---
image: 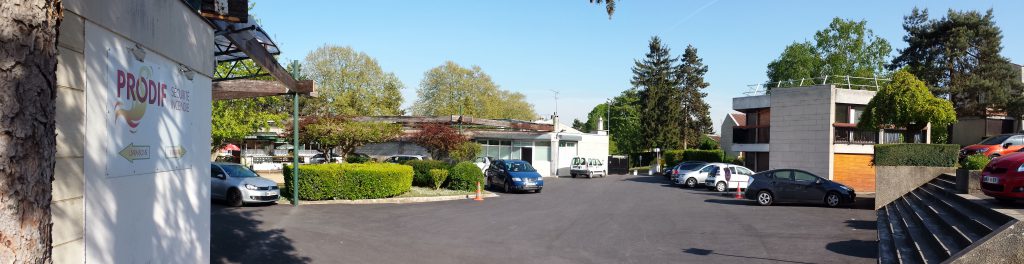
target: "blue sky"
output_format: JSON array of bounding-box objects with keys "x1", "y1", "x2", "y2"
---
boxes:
[{"x1": 252, "y1": 0, "x2": 1024, "y2": 134}]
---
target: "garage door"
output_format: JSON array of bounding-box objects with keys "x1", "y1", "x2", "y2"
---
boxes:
[
  {"x1": 557, "y1": 141, "x2": 577, "y2": 176},
  {"x1": 833, "y1": 154, "x2": 874, "y2": 192}
]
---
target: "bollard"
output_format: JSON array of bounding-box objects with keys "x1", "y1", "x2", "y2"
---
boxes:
[{"x1": 474, "y1": 181, "x2": 484, "y2": 201}]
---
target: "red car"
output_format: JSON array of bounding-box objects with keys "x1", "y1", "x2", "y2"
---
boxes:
[
  {"x1": 980, "y1": 150, "x2": 1024, "y2": 203},
  {"x1": 960, "y1": 134, "x2": 1024, "y2": 159}
]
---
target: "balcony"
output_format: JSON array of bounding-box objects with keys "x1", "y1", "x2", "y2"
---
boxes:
[
  {"x1": 733, "y1": 127, "x2": 769, "y2": 144},
  {"x1": 834, "y1": 126, "x2": 878, "y2": 144}
]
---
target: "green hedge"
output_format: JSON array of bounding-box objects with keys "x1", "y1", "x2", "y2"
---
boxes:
[
  {"x1": 428, "y1": 169, "x2": 448, "y2": 189},
  {"x1": 284, "y1": 163, "x2": 413, "y2": 200},
  {"x1": 873, "y1": 144, "x2": 959, "y2": 167},
  {"x1": 682, "y1": 149, "x2": 725, "y2": 163},
  {"x1": 664, "y1": 150, "x2": 685, "y2": 167},
  {"x1": 960, "y1": 154, "x2": 991, "y2": 170},
  {"x1": 446, "y1": 162, "x2": 484, "y2": 191},
  {"x1": 405, "y1": 160, "x2": 451, "y2": 187}
]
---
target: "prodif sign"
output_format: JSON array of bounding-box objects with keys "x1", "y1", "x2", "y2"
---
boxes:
[{"x1": 98, "y1": 32, "x2": 194, "y2": 178}]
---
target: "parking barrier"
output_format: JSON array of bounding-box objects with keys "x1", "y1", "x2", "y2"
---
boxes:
[{"x1": 474, "y1": 181, "x2": 484, "y2": 201}]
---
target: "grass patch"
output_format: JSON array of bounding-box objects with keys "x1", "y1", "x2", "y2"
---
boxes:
[
  {"x1": 397, "y1": 187, "x2": 476, "y2": 198},
  {"x1": 629, "y1": 166, "x2": 650, "y2": 171}
]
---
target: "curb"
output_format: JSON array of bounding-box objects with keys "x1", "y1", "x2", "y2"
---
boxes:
[{"x1": 293, "y1": 192, "x2": 500, "y2": 205}]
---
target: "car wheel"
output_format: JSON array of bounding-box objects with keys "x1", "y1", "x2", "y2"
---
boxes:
[
  {"x1": 603, "y1": 171, "x2": 607, "y2": 177},
  {"x1": 588, "y1": 174, "x2": 593, "y2": 179},
  {"x1": 825, "y1": 192, "x2": 841, "y2": 207},
  {"x1": 756, "y1": 190, "x2": 773, "y2": 206},
  {"x1": 504, "y1": 180, "x2": 511, "y2": 193},
  {"x1": 715, "y1": 182, "x2": 727, "y2": 192},
  {"x1": 536, "y1": 188, "x2": 542, "y2": 193},
  {"x1": 227, "y1": 189, "x2": 243, "y2": 207},
  {"x1": 686, "y1": 178, "x2": 697, "y2": 188},
  {"x1": 572, "y1": 173, "x2": 577, "y2": 178}
]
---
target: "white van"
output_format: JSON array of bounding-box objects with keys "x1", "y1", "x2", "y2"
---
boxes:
[{"x1": 570, "y1": 157, "x2": 607, "y2": 178}]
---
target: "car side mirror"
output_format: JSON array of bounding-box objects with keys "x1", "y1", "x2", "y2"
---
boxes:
[
  {"x1": 815, "y1": 179, "x2": 823, "y2": 184},
  {"x1": 1003, "y1": 142, "x2": 1012, "y2": 148},
  {"x1": 215, "y1": 173, "x2": 225, "y2": 179}
]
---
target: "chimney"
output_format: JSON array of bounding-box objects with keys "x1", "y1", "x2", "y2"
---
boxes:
[{"x1": 597, "y1": 116, "x2": 607, "y2": 135}]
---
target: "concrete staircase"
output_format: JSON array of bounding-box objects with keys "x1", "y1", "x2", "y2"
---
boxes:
[{"x1": 877, "y1": 174, "x2": 1017, "y2": 264}]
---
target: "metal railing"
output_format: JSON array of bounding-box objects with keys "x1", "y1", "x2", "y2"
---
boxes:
[
  {"x1": 834, "y1": 127, "x2": 878, "y2": 144},
  {"x1": 745, "y1": 75, "x2": 891, "y2": 96},
  {"x1": 733, "y1": 127, "x2": 770, "y2": 144}
]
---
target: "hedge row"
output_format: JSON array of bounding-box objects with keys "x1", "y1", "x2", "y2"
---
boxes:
[
  {"x1": 873, "y1": 144, "x2": 959, "y2": 167},
  {"x1": 284, "y1": 163, "x2": 413, "y2": 200},
  {"x1": 405, "y1": 160, "x2": 451, "y2": 187},
  {"x1": 663, "y1": 149, "x2": 727, "y2": 165},
  {"x1": 446, "y1": 162, "x2": 484, "y2": 192}
]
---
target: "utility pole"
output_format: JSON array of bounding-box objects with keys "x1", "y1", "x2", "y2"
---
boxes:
[
  {"x1": 606, "y1": 98, "x2": 611, "y2": 135},
  {"x1": 290, "y1": 60, "x2": 300, "y2": 206}
]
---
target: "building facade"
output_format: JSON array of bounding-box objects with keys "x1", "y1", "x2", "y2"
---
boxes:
[{"x1": 725, "y1": 85, "x2": 930, "y2": 192}]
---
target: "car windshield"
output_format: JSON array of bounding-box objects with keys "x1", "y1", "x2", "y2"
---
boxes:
[
  {"x1": 979, "y1": 135, "x2": 1011, "y2": 145},
  {"x1": 508, "y1": 162, "x2": 536, "y2": 172},
  {"x1": 678, "y1": 163, "x2": 704, "y2": 170},
  {"x1": 221, "y1": 164, "x2": 259, "y2": 178}
]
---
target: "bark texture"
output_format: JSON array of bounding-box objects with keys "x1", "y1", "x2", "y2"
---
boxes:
[{"x1": 0, "y1": 0, "x2": 62, "y2": 263}]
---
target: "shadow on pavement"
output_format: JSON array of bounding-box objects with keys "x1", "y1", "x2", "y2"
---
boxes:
[
  {"x1": 682, "y1": 248, "x2": 817, "y2": 264},
  {"x1": 825, "y1": 240, "x2": 878, "y2": 259},
  {"x1": 703, "y1": 198, "x2": 755, "y2": 206},
  {"x1": 844, "y1": 219, "x2": 876, "y2": 230},
  {"x1": 211, "y1": 204, "x2": 311, "y2": 264}
]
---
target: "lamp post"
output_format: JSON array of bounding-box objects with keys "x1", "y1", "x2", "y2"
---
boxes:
[{"x1": 290, "y1": 60, "x2": 300, "y2": 206}]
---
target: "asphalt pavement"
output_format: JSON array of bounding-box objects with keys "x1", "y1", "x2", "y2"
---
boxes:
[{"x1": 211, "y1": 174, "x2": 878, "y2": 264}]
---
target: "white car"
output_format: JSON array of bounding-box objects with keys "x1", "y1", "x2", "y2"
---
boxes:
[
  {"x1": 384, "y1": 155, "x2": 424, "y2": 163},
  {"x1": 570, "y1": 157, "x2": 607, "y2": 178},
  {"x1": 474, "y1": 156, "x2": 495, "y2": 173},
  {"x1": 703, "y1": 163, "x2": 756, "y2": 192}
]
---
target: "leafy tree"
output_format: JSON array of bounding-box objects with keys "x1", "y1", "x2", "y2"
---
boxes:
[
  {"x1": 409, "y1": 123, "x2": 468, "y2": 160},
  {"x1": 450, "y1": 142, "x2": 482, "y2": 162},
  {"x1": 302, "y1": 45, "x2": 404, "y2": 116},
  {"x1": 211, "y1": 97, "x2": 286, "y2": 153},
  {"x1": 767, "y1": 18, "x2": 892, "y2": 87},
  {"x1": 608, "y1": 89, "x2": 644, "y2": 154},
  {"x1": 572, "y1": 118, "x2": 587, "y2": 132},
  {"x1": 0, "y1": 0, "x2": 61, "y2": 261},
  {"x1": 633, "y1": 36, "x2": 683, "y2": 150},
  {"x1": 858, "y1": 70, "x2": 957, "y2": 141},
  {"x1": 290, "y1": 116, "x2": 402, "y2": 160},
  {"x1": 677, "y1": 45, "x2": 713, "y2": 148},
  {"x1": 891, "y1": 8, "x2": 1024, "y2": 118},
  {"x1": 696, "y1": 135, "x2": 720, "y2": 150},
  {"x1": 412, "y1": 61, "x2": 538, "y2": 120}
]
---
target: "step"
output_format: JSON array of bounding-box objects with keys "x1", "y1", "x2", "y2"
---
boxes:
[
  {"x1": 911, "y1": 188, "x2": 990, "y2": 242},
  {"x1": 885, "y1": 204, "x2": 925, "y2": 264},
  {"x1": 903, "y1": 190, "x2": 974, "y2": 251},
  {"x1": 893, "y1": 198, "x2": 948, "y2": 263},
  {"x1": 878, "y1": 209, "x2": 899, "y2": 264},
  {"x1": 920, "y1": 183, "x2": 1010, "y2": 230},
  {"x1": 937, "y1": 173, "x2": 956, "y2": 183},
  {"x1": 929, "y1": 178, "x2": 957, "y2": 193}
]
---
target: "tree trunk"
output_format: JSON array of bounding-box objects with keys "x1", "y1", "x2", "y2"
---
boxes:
[{"x1": 0, "y1": 0, "x2": 63, "y2": 263}]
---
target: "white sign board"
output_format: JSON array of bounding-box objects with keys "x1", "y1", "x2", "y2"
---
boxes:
[{"x1": 89, "y1": 29, "x2": 195, "y2": 178}]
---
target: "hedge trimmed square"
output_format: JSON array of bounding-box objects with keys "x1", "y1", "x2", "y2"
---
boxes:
[
  {"x1": 284, "y1": 163, "x2": 414, "y2": 200},
  {"x1": 405, "y1": 160, "x2": 451, "y2": 188},
  {"x1": 873, "y1": 144, "x2": 958, "y2": 167}
]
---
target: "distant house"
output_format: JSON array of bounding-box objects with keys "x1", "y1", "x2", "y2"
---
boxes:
[{"x1": 719, "y1": 112, "x2": 744, "y2": 159}]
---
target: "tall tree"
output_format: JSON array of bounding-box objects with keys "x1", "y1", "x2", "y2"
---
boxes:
[
  {"x1": 891, "y1": 8, "x2": 1023, "y2": 117},
  {"x1": 766, "y1": 18, "x2": 892, "y2": 87},
  {"x1": 633, "y1": 36, "x2": 683, "y2": 150},
  {"x1": 677, "y1": 45, "x2": 713, "y2": 148},
  {"x1": 302, "y1": 45, "x2": 404, "y2": 116},
  {"x1": 210, "y1": 59, "x2": 290, "y2": 153},
  {"x1": 0, "y1": 0, "x2": 62, "y2": 262},
  {"x1": 571, "y1": 118, "x2": 587, "y2": 132},
  {"x1": 589, "y1": 0, "x2": 615, "y2": 19},
  {"x1": 858, "y1": 70, "x2": 957, "y2": 141},
  {"x1": 412, "y1": 61, "x2": 538, "y2": 120}
]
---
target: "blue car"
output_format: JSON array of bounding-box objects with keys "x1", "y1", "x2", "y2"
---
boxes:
[{"x1": 486, "y1": 159, "x2": 544, "y2": 193}]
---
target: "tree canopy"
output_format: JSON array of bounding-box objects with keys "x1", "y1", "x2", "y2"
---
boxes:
[
  {"x1": 291, "y1": 116, "x2": 402, "y2": 160},
  {"x1": 209, "y1": 59, "x2": 290, "y2": 152},
  {"x1": 634, "y1": 36, "x2": 683, "y2": 150},
  {"x1": 302, "y1": 45, "x2": 404, "y2": 116},
  {"x1": 409, "y1": 122, "x2": 468, "y2": 160},
  {"x1": 857, "y1": 70, "x2": 957, "y2": 139},
  {"x1": 412, "y1": 61, "x2": 538, "y2": 120},
  {"x1": 766, "y1": 18, "x2": 892, "y2": 86},
  {"x1": 891, "y1": 8, "x2": 1024, "y2": 117}
]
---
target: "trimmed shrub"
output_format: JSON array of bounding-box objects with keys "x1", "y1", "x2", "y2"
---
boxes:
[
  {"x1": 682, "y1": 149, "x2": 725, "y2": 163},
  {"x1": 284, "y1": 163, "x2": 413, "y2": 200},
  {"x1": 346, "y1": 155, "x2": 370, "y2": 163},
  {"x1": 960, "y1": 154, "x2": 991, "y2": 171},
  {"x1": 405, "y1": 160, "x2": 451, "y2": 187},
  {"x1": 664, "y1": 150, "x2": 685, "y2": 166},
  {"x1": 446, "y1": 162, "x2": 485, "y2": 191},
  {"x1": 428, "y1": 169, "x2": 449, "y2": 189},
  {"x1": 873, "y1": 144, "x2": 959, "y2": 167}
]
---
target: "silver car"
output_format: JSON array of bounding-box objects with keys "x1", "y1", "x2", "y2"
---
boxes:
[{"x1": 211, "y1": 162, "x2": 280, "y2": 206}]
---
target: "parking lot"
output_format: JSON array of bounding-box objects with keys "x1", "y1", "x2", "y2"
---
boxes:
[{"x1": 212, "y1": 174, "x2": 878, "y2": 264}]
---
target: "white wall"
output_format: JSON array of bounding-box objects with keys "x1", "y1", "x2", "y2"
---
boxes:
[{"x1": 68, "y1": 0, "x2": 214, "y2": 263}]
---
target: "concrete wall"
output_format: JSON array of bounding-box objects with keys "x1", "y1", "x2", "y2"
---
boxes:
[
  {"x1": 53, "y1": 0, "x2": 214, "y2": 263},
  {"x1": 720, "y1": 114, "x2": 739, "y2": 158},
  {"x1": 833, "y1": 88, "x2": 875, "y2": 105},
  {"x1": 733, "y1": 94, "x2": 770, "y2": 110},
  {"x1": 768, "y1": 85, "x2": 834, "y2": 179},
  {"x1": 874, "y1": 166, "x2": 956, "y2": 209},
  {"x1": 576, "y1": 133, "x2": 610, "y2": 171}
]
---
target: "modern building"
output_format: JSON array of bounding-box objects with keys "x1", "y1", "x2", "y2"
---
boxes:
[
  {"x1": 724, "y1": 84, "x2": 931, "y2": 192},
  {"x1": 719, "y1": 112, "x2": 745, "y2": 159}
]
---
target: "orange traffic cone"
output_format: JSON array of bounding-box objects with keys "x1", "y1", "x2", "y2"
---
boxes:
[
  {"x1": 735, "y1": 182, "x2": 744, "y2": 199},
  {"x1": 474, "y1": 181, "x2": 484, "y2": 201}
]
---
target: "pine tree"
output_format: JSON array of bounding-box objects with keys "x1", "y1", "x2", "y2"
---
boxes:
[
  {"x1": 632, "y1": 36, "x2": 683, "y2": 150},
  {"x1": 677, "y1": 45, "x2": 713, "y2": 149}
]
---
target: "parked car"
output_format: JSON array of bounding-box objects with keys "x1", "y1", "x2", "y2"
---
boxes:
[
  {"x1": 743, "y1": 169, "x2": 856, "y2": 207},
  {"x1": 979, "y1": 151, "x2": 1024, "y2": 203},
  {"x1": 384, "y1": 155, "x2": 424, "y2": 163},
  {"x1": 211, "y1": 162, "x2": 280, "y2": 207},
  {"x1": 570, "y1": 157, "x2": 607, "y2": 178},
  {"x1": 703, "y1": 163, "x2": 756, "y2": 192},
  {"x1": 474, "y1": 156, "x2": 496, "y2": 173},
  {"x1": 667, "y1": 161, "x2": 709, "y2": 187},
  {"x1": 960, "y1": 134, "x2": 1024, "y2": 159},
  {"x1": 309, "y1": 153, "x2": 327, "y2": 164},
  {"x1": 486, "y1": 159, "x2": 544, "y2": 193}
]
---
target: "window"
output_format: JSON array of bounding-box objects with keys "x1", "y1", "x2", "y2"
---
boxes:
[
  {"x1": 534, "y1": 142, "x2": 550, "y2": 161},
  {"x1": 851, "y1": 105, "x2": 865, "y2": 124},
  {"x1": 835, "y1": 104, "x2": 850, "y2": 123},
  {"x1": 980, "y1": 135, "x2": 1012, "y2": 145},
  {"x1": 737, "y1": 167, "x2": 754, "y2": 175},
  {"x1": 220, "y1": 164, "x2": 259, "y2": 178},
  {"x1": 573, "y1": 158, "x2": 586, "y2": 165},
  {"x1": 772, "y1": 170, "x2": 793, "y2": 181},
  {"x1": 211, "y1": 166, "x2": 224, "y2": 178},
  {"x1": 507, "y1": 162, "x2": 536, "y2": 172},
  {"x1": 793, "y1": 171, "x2": 818, "y2": 182},
  {"x1": 1010, "y1": 136, "x2": 1024, "y2": 146},
  {"x1": 700, "y1": 165, "x2": 716, "y2": 173}
]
